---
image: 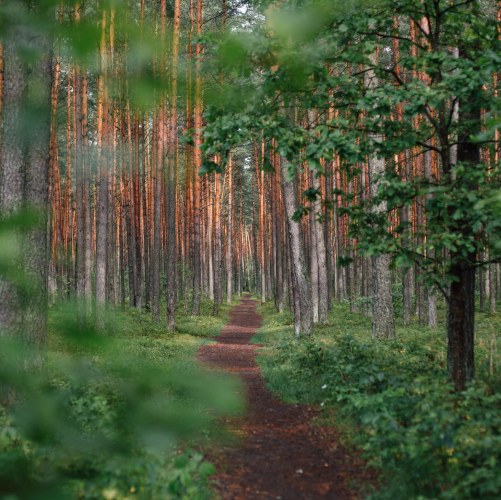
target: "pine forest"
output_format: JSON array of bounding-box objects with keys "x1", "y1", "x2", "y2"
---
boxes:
[{"x1": 0, "y1": 0, "x2": 500, "y2": 498}]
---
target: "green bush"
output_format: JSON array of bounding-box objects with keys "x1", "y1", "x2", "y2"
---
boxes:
[
  {"x1": 0, "y1": 304, "x2": 242, "y2": 499},
  {"x1": 256, "y1": 302, "x2": 501, "y2": 499}
]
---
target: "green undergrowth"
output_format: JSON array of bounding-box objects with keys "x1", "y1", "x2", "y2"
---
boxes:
[
  {"x1": 0, "y1": 301, "x2": 242, "y2": 500},
  {"x1": 175, "y1": 300, "x2": 233, "y2": 338},
  {"x1": 255, "y1": 301, "x2": 501, "y2": 499}
]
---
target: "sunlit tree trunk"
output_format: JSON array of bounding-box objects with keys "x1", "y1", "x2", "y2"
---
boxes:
[
  {"x1": 166, "y1": 0, "x2": 181, "y2": 330},
  {"x1": 213, "y1": 168, "x2": 223, "y2": 315},
  {"x1": 190, "y1": 0, "x2": 203, "y2": 315},
  {"x1": 95, "y1": 9, "x2": 109, "y2": 331},
  {"x1": 226, "y1": 154, "x2": 233, "y2": 303}
]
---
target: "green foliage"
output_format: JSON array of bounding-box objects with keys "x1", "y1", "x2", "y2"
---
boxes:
[
  {"x1": 256, "y1": 302, "x2": 501, "y2": 499},
  {"x1": 175, "y1": 299, "x2": 233, "y2": 338},
  {"x1": 202, "y1": 0, "x2": 501, "y2": 299},
  {"x1": 0, "y1": 304, "x2": 242, "y2": 499}
]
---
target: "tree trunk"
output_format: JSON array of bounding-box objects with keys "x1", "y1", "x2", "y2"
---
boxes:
[
  {"x1": 0, "y1": 33, "x2": 27, "y2": 336},
  {"x1": 313, "y1": 173, "x2": 329, "y2": 324},
  {"x1": 95, "y1": 169, "x2": 109, "y2": 330},
  {"x1": 446, "y1": 46, "x2": 481, "y2": 390},
  {"x1": 213, "y1": 171, "x2": 223, "y2": 315},
  {"x1": 95, "y1": 10, "x2": 109, "y2": 331},
  {"x1": 424, "y1": 148, "x2": 437, "y2": 328},
  {"x1": 0, "y1": 10, "x2": 53, "y2": 347},
  {"x1": 191, "y1": 0, "x2": 203, "y2": 316},
  {"x1": 365, "y1": 51, "x2": 395, "y2": 339},
  {"x1": 447, "y1": 259, "x2": 475, "y2": 391},
  {"x1": 75, "y1": 68, "x2": 86, "y2": 323},
  {"x1": 489, "y1": 261, "x2": 496, "y2": 316},
  {"x1": 310, "y1": 185, "x2": 319, "y2": 323},
  {"x1": 151, "y1": 117, "x2": 162, "y2": 322},
  {"x1": 280, "y1": 158, "x2": 312, "y2": 337},
  {"x1": 22, "y1": 33, "x2": 53, "y2": 346},
  {"x1": 226, "y1": 154, "x2": 233, "y2": 304}
]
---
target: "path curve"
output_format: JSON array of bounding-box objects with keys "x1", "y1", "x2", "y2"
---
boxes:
[{"x1": 198, "y1": 296, "x2": 373, "y2": 499}]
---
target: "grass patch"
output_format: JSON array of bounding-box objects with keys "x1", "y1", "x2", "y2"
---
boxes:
[
  {"x1": 255, "y1": 301, "x2": 501, "y2": 499},
  {"x1": 176, "y1": 300, "x2": 233, "y2": 338}
]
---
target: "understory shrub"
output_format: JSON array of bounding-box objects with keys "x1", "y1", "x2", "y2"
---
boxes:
[
  {"x1": 0, "y1": 304, "x2": 241, "y2": 499},
  {"x1": 257, "y1": 303, "x2": 501, "y2": 499}
]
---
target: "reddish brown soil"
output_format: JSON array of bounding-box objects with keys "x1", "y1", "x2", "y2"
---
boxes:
[{"x1": 197, "y1": 296, "x2": 375, "y2": 500}]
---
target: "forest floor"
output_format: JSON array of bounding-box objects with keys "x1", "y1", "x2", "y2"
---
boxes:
[{"x1": 197, "y1": 296, "x2": 375, "y2": 499}]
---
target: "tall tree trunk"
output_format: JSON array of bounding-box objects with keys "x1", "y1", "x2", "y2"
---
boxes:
[
  {"x1": 446, "y1": 46, "x2": 481, "y2": 390},
  {"x1": 365, "y1": 52, "x2": 395, "y2": 340},
  {"x1": 280, "y1": 158, "x2": 312, "y2": 337},
  {"x1": 22, "y1": 34, "x2": 52, "y2": 346},
  {"x1": 151, "y1": 116, "x2": 162, "y2": 322},
  {"x1": 310, "y1": 180, "x2": 320, "y2": 323},
  {"x1": 0, "y1": 32, "x2": 27, "y2": 336},
  {"x1": 313, "y1": 172, "x2": 329, "y2": 324},
  {"x1": 0, "y1": 8, "x2": 52, "y2": 346},
  {"x1": 166, "y1": 0, "x2": 181, "y2": 330},
  {"x1": 401, "y1": 153, "x2": 414, "y2": 325},
  {"x1": 226, "y1": 154, "x2": 233, "y2": 303},
  {"x1": 213, "y1": 170, "x2": 223, "y2": 315},
  {"x1": 82, "y1": 78, "x2": 92, "y2": 315},
  {"x1": 424, "y1": 149, "x2": 437, "y2": 328},
  {"x1": 489, "y1": 264, "x2": 496, "y2": 316},
  {"x1": 191, "y1": 0, "x2": 203, "y2": 316},
  {"x1": 75, "y1": 66, "x2": 86, "y2": 323},
  {"x1": 95, "y1": 10, "x2": 109, "y2": 331}
]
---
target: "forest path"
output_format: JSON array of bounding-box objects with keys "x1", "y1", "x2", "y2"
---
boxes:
[{"x1": 197, "y1": 296, "x2": 374, "y2": 499}]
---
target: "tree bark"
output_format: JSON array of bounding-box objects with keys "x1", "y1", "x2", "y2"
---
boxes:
[
  {"x1": 365, "y1": 51, "x2": 395, "y2": 340},
  {"x1": 446, "y1": 45, "x2": 481, "y2": 390},
  {"x1": 95, "y1": 10, "x2": 109, "y2": 331},
  {"x1": 22, "y1": 34, "x2": 52, "y2": 346},
  {"x1": 280, "y1": 158, "x2": 312, "y2": 337},
  {"x1": 0, "y1": 8, "x2": 52, "y2": 346},
  {"x1": 213, "y1": 171, "x2": 223, "y2": 315},
  {"x1": 191, "y1": 0, "x2": 203, "y2": 316},
  {"x1": 313, "y1": 172, "x2": 329, "y2": 324},
  {"x1": 0, "y1": 33, "x2": 26, "y2": 336},
  {"x1": 226, "y1": 154, "x2": 233, "y2": 304},
  {"x1": 165, "y1": 0, "x2": 180, "y2": 330}
]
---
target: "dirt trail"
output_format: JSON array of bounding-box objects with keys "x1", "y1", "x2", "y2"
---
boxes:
[{"x1": 197, "y1": 296, "x2": 374, "y2": 500}]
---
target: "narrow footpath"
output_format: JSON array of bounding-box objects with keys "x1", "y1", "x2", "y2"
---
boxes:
[{"x1": 197, "y1": 296, "x2": 374, "y2": 499}]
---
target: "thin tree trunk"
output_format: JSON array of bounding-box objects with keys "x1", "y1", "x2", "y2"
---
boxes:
[
  {"x1": 151, "y1": 116, "x2": 162, "y2": 322},
  {"x1": 424, "y1": 149, "x2": 437, "y2": 328},
  {"x1": 166, "y1": 0, "x2": 180, "y2": 330},
  {"x1": 95, "y1": 10, "x2": 109, "y2": 331},
  {"x1": 310, "y1": 177, "x2": 319, "y2": 323},
  {"x1": 191, "y1": 0, "x2": 203, "y2": 316},
  {"x1": 213, "y1": 170, "x2": 223, "y2": 315},
  {"x1": 313, "y1": 173, "x2": 329, "y2": 324},
  {"x1": 226, "y1": 154, "x2": 233, "y2": 304},
  {"x1": 489, "y1": 260, "x2": 496, "y2": 316}
]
